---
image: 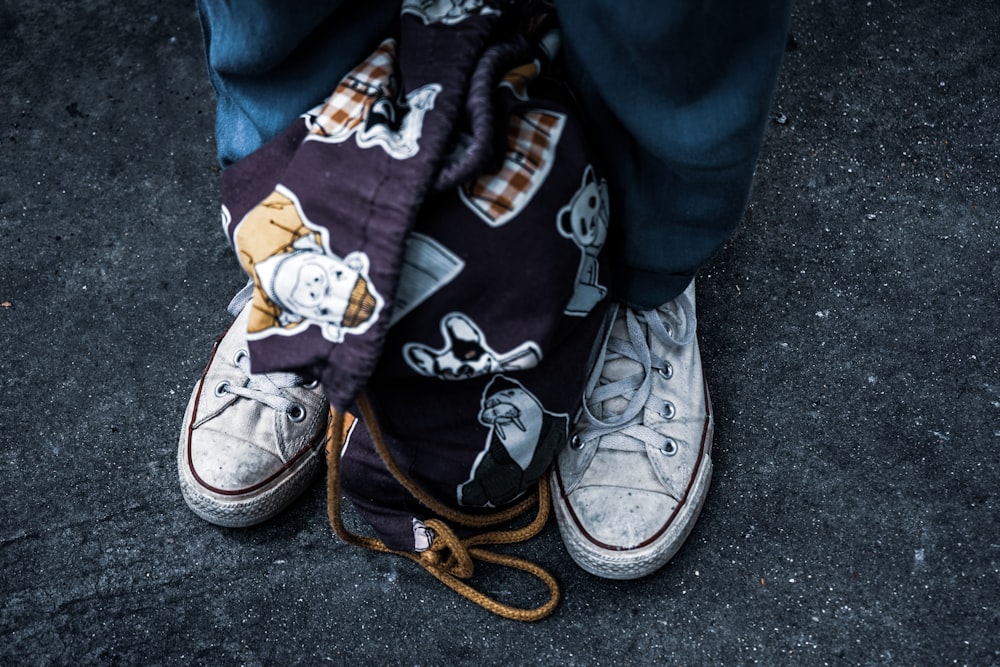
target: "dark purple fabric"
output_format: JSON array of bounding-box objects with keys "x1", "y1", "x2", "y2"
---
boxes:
[
  {"x1": 222, "y1": 10, "x2": 499, "y2": 410},
  {"x1": 222, "y1": 3, "x2": 612, "y2": 551}
]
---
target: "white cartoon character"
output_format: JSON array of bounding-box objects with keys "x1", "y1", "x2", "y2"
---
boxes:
[
  {"x1": 234, "y1": 187, "x2": 384, "y2": 343},
  {"x1": 403, "y1": 313, "x2": 542, "y2": 379},
  {"x1": 254, "y1": 237, "x2": 381, "y2": 343},
  {"x1": 303, "y1": 39, "x2": 441, "y2": 160},
  {"x1": 220, "y1": 204, "x2": 232, "y2": 236},
  {"x1": 557, "y1": 165, "x2": 610, "y2": 316},
  {"x1": 412, "y1": 518, "x2": 434, "y2": 551},
  {"x1": 402, "y1": 0, "x2": 500, "y2": 25},
  {"x1": 458, "y1": 376, "x2": 568, "y2": 507},
  {"x1": 352, "y1": 83, "x2": 441, "y2": 160}
]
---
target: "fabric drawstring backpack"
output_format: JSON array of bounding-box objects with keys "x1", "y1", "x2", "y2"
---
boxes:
[{"x1": 219, "y1": 0, "x2": 611, "y2": 620}]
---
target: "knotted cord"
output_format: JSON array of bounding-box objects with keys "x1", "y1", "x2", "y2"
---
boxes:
[{"x1": 325, "y1": 395, "x2": 560, "y2": 622}]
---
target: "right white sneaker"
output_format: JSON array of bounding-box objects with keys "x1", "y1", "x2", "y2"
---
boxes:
[
  {"x1": 551, "y1": 280, "x2": 714, "y2": 579},
  {"x1": 178, "y1": 285, "x2": 329, "y2": 527}
]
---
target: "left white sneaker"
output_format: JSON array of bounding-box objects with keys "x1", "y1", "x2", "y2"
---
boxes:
[
  {"x1": 177, "y1": 285, "x2": 329, "y2": 527},
  {"x1": 550, "y1": 280, "x2": 714, "y2": 579}
]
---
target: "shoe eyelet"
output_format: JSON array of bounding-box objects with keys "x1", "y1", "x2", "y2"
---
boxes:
[
  {"x1": 214, "y1": 381, "x2": 230, "y2": 397},
  {"x1": 233, "y1": 349, "x2": 249, "y2": 366},
  {"x1": 569, "y1": 433, "x2": 585, "y2": 450},
  {"x1": 657, "y1": 364, "x2": 673, "y2": 380},
  {"x1": 287, "y1": 403, "x2": 306, "y2": 422},
  {"x1": 659, "y1": 401, "x2": 676, "y2": 420},
  {"x1": 302, "y1": 379, "x2": 320, "y2": 390},
  {"x1": 660, "y1": 438, "x2": 678, "y2": 456}
]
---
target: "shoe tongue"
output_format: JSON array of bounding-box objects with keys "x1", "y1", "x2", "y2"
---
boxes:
[{"x1": 594, "y1": 316, "x2": 647, "y2": 419}]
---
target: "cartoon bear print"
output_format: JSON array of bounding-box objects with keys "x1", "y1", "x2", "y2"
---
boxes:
[
  {"x1": 458, "y1": 376, "x2": 568, "y2": 508},
  {"x1": 403, "y1": 313, "x2": 542, "y2": 380},
  {"x1": 557, "y1": 164, "x2": 610, "y2": 316}
]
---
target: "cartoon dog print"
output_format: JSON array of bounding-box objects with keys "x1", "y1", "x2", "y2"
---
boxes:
[
  {"x1": 234, "y1": 186, "x2": 384, "y2": 343},
  {"x1": 557, "y1": 165, "x2": 610, "y2": 316},
  {"x1": 403, "y1": 313, "x2": 542, "y2": 380},
  {"x1": 458, "y1": 376, "x2": 568, "y2": 507}
]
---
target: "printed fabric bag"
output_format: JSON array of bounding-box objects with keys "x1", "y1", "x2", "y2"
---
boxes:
[{"x1": 219, "y1": 0, "x2": 611, "y2": 620}]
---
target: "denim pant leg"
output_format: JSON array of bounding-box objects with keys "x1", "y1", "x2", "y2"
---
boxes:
[
  {"x1": 197, "y1": 0, "x2": 399, "y2": 167},
  {"x1": 199, "y1": 0, "x2": 790, "y2": 307},
  {"x1": 554, "y1": 0, "x2": 791, "y2": 308}
]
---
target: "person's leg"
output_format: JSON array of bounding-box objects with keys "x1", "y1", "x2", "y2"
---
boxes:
[
  {"x1": 179, "y1": 1, "x2": 397, "y2": 526},
  {"x1": 550, "y1": 0, "x2": 790, "y2": 578},
  {"x1": 198, "y1": 0, "x2": 399, "y2": 166},
  {"x1": 554, "y1": 0, "x2": 790, "y2": 308}
]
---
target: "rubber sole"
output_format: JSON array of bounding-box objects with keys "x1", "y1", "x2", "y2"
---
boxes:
[{"x1": 551, "y1": 455, "x2": 713, "y2": 580}]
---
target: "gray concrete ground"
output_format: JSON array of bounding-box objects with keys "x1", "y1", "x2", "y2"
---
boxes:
[{"x1": 2, "y1": 1, "x2": 998, "y2": 665}]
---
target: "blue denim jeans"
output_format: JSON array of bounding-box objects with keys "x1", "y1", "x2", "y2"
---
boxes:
[{"x1": 197, "y1": 0, "x2": 790, "y2": 308}]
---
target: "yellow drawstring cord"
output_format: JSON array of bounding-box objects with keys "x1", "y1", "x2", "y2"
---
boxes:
[{"x1": 325, "y1": 395, "x2": 560, "y2": 622}]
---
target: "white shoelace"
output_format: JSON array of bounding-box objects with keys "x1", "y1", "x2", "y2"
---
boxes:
[
  {"x1": 220, "y1": 351, "x2": 310, "y2": 418},
  {"x1": 577, "y1": 295, "x2": 696, "y2": 454},
  {"x1": 219, "y1": 283, "x2": 315, "y2": 418}
]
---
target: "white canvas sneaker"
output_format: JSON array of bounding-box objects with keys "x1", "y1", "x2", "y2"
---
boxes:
[
  {"x1": 178, "y1": 285, "x2": 329, "y2": 527},
  {"x1": 551, "y1": 280, "x2": 714, "y2": 579}
]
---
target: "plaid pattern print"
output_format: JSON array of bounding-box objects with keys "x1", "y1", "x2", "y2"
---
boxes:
[
  {"x1": 460, "y1": 109, "x2": 566, "y2": 227},
  {"x1": 309, "y1": 39, "x2": 398, "y2": 141}
]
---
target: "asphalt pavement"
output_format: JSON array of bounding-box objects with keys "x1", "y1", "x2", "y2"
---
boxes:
[{"x1": 1, "y1": 1, "x2": 998, "y2": 665}]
